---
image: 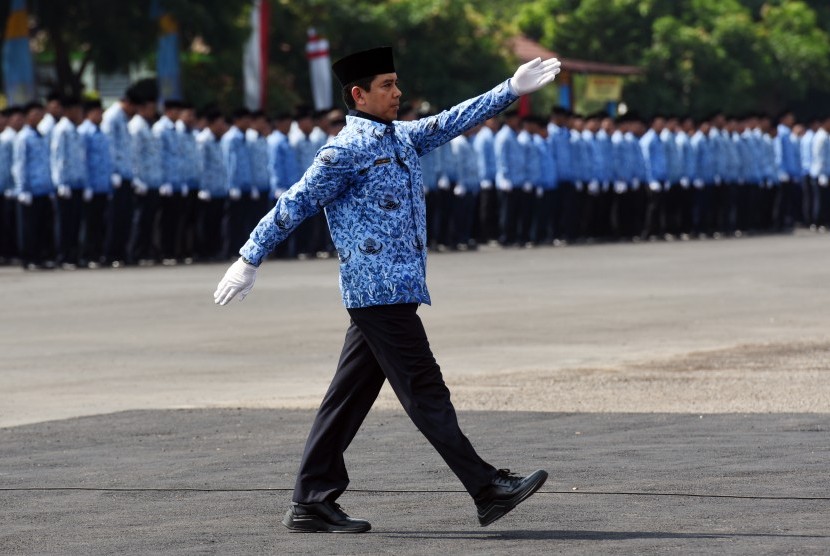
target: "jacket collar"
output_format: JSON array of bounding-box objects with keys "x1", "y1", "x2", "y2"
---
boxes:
[{"x1": 348, "y1": 109, "x2": 394, "y2": 128}]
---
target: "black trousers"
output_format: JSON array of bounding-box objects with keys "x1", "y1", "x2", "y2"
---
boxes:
[
  {"x1": 477, "y1": 187, "x2": 499, "y2": 244},
  {"x1": 0, "y1": 194, "x2": 18, "y2": 260},
  {"x1": 105, "y1": 181, "x2": 133, "y2": 264},
  {"x1": 83, "y1": 193, "x2": 109, "y2": 263},
  {"x1": 128, "y1": 189, "x2": 160, "y2": 262},
  {"x1": 56, "y1": 192, "x2": 84, "y2": 264},
  {"x1": 17, "y1": 195, "x2": 56, "y2": 266},
  {"x1": 292, "y1": 303, "x2": 497, "y2": 504}
]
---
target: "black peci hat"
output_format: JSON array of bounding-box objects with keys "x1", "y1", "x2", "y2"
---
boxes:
[{"x1": 332, "y1": 46, "x2": 395, "y2": 87}]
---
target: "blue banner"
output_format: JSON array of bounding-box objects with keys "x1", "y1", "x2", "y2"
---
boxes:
[
  {"x1": 154, "y1": 2, "x2": 182, "y2": 102},
  {"x1": 2, "y1": 0, "x2": 36, "y2": 105}
]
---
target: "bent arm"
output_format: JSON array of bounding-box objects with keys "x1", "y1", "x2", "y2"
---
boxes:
[{"x1": 240, "y1": 145, "x2": 354, "y2": 265}]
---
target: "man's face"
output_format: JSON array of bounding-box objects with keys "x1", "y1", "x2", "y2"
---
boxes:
[
  {"x1": 354, "y1": 72, "x2": 401, "y2": 122},
  {"x1": 87, "y1": 108, "x2": 103, "y2": 126},
  {"x1": 27, "y1": 108, "x2": 44, "y2": 127},
  {"x1": 180, "y1": 108, "x2": 196, "y2": 128}
]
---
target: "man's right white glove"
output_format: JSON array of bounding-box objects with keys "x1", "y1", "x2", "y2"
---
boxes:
[
  {"x1": 214, "y1": 257, "x2": 257, "y2": 305},
  {"x1": 510, "y1": 57, "x2": 562, "y2": 96},
  {"x1": 197, "y1": 189, "x2": 211, "y2": 201}
]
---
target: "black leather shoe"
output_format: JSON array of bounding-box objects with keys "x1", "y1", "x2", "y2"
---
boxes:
[
  {"x1": 474, "y1": 468, "x2": 548, "y2": 526},
  {"x1": 282, "y1": 501, "x2": 371, "y2": 533}
]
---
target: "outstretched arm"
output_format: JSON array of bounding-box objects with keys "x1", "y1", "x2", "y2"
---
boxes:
[{"x1": 404, "y1": 58, "x2": 561, "y2": 158}]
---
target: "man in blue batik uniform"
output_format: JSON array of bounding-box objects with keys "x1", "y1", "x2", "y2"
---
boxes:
[
  {"x1": 214, "y1": 47, "x2": 560, "y2": 533},
  {"x1": 51, "y1": 97, "x2": 87, "y2": 268},
  {"x1": 78, "y1": 100, "x2": 114, "y2": 267},
  {"x1": 13, "y1": 102, "x2": 55, "y2": 269}
]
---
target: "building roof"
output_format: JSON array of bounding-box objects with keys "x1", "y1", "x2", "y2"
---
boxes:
[{"x1": 510, "y1": 35, "x2": 643, "y2": 76}]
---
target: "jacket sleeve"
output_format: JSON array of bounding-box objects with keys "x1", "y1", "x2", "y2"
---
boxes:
[
  {"x1": 402, "y1": 80, "x2": 518, "y2": 158},
  {"x1": 240, "y1": 144, "x2": 355, "y2": 265}
]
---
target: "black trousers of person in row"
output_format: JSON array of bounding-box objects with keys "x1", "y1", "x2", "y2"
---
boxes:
[{"x1": 292, "y1": 303, "x2": 498, "y2": 504}]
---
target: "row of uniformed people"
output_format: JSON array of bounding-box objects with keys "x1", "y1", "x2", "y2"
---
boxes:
[
  {"x1": 0, "y1": 88, "x2": 346, "y2": 269},
  {"x1": 3, "y1": 96, "x2": 827, "y2": 269},
  {"x1": 418, "y1": 108, "x2": 827, "y2": 250}
]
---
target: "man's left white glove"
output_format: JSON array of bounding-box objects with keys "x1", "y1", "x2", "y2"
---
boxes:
[
  {"x1": 510, "y1": 57, "x2": 562, "y2": 96},
  {"x1": 214, "y1": 257, "x2": 257, "y2": 305}
]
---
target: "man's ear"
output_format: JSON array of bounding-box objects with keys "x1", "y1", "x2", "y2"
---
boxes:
[{"x1": 351, "y1": 86, "x2": 364, "y2": 107}]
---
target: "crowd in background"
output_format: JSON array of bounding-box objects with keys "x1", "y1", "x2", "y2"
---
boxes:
[{"x1": 1, "y1": 84, "x2": 828, "y2": 271}]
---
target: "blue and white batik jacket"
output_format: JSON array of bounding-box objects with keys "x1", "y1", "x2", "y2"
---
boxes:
[
  {"x1": 78, "y1": 119, "x2": 114, "y2": 194},
  {"x1": 12, "y1": 125, "x2": 53, "y2": 197},
  {"x1": 241, "y1": 80, "x2": 519, "y2": 308},
  {"x1": 51, "y1": 117, "x2": 87, "y2": 190},
  {"x1": 101, "y1": 103, "x2": 133, "y2": 181}
]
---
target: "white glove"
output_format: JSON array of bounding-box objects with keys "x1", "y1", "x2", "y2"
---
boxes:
[
  {"x1": 510, "y1": 57, "x2": 562, "y2": 96},
  {"x1": 111, "y1": 174, "x2": 122, "y2": 188},
  {"x1": 229, "y1": 188, "x2": 242, "y2": 200},
  {"x1": 535, "y1": 187, "x2": 544, "y2": 199},
  {"x1": 83, "y1": 188, "x2": 94, "y2": 202},
  {"x1": 648, "y1": 181, "x2": 661, "y2": 192},
  {"x1": 631, "y1": 178, "x2": 641, "y2": 190},
  {"x1": 480, "y1": 179, "x2": 493, "y2": 190},
  {"x1": 453, "y1": 184, "x2": 466, "y2": 196},
  {"x1": 159, "y1": 184, "x2": 174, "y2": 197},
  {"x1": 575, "y1": 181, "x2": 584, "y2": 192},
  {"x1": 497, "y1": 178, "x2": 513, "y2": 192},
  {"x1": 3, "y1": 188, "x2": 15, "y2": 199},
  {"x1": 614, "y1": 181, "x2": 627, "y2": 194},
  {"x1": 197, "y1": 189, "x2": 211, "y2": 201},
  {"x1": 819, "y1": 175, "x2": 828, "y2": 187},
  {"x1": 587, "y1": 180, "x2": 600, "y2": 195},
  {"x1": 523, "y1": 181, "x2": 534, "y2": 193},
  {"x1": 680, "y1": 177, "x2": 690, "y2": 189},
  {"x1": 181, "y1": 185, "x2": 189, "y2": 196},
  {"x1": 663, "y1": 180, "x2": 672, "y2": 190},
  {"x1": 57, "y1": 185, "x2": 72, "y2": 199},
  {"x1": 779, "y1": 172, "x2": 789, "y2": 182},
  {"x1": 437, "y1": 176, "x2": 450, "y2": 190},
  {"x1": 251, "y1": 188, "x2": 260, "y2": 201},
  {"x1": 693, "y1": 179, "x2": 704, "y2": 189},
  {"x1": 133, "y1": 180, "x2": 148, "y2": 196},
  {"x1": 214, "y1": 257, "x2": 257, "y2": 305},
  {"x1": 17, "y1": 191, "x2": 33, "y2": 205}
]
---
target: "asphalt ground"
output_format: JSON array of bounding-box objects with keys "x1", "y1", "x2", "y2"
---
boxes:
[{"x1": 2, "y1": 231, "x2": 830, "y2": 554}]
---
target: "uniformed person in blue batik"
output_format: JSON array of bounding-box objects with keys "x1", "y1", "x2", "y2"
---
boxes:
[
  {"x1": 529, "y1": 116, "x2": 557, "y2": 244},
  {"x1": 175, "y1": 102, "x2": 201, "y2": 263},
  {"x1": 494, "y1": 110, "x2": 525, "y2": 246},
  {"x1": 101, "y1": 87, "x2": 140, "y2": 267},
  {"x1": 640, "y1": 116, "x2": 668, "y2": 239},
  {"x1": 447, "y1": 125, "x2": 481, "y2": 249},
  {"x1": 221, "y1": 108, "x2": 254, "y2": 259},
  {"x1": 153, "y1": 100, "x2": 184, "y2": 263},
  {"x1": 78, "y1": 100, "x2": 114, "y2": 267},
  {"x1": 548, "y1": 107, "x2": 576, "y2": 242},
  {"x1": 51, "y1": 97, "x2": 87, "y2": 268},
  {"x1": 195, "y1": 109, "x2": 228, "y2": 261},
  {"x1": 127, "y1": 95, "x2": 163, "y2": 263},
  {"x1": 266, "y1": 112, "x2": 299, "y2": 259},
  {"x1": 690, "y1": 119, "x2": 715, "y2": 236},
  {"x1": 13, "y1": 102, "x2": 55, "y2": 269},
  {"x1": 247, "y1": 111, "x2": 273, "y2": 224},
  {"x1": 775, "y1": 112, "x2": 800, "y2": 230},
  {"x1": 810, "y1": 116, "x2": 830, "y2": 230},
  {"x1": 0, "y1": 106, "x2": 24, "y2": 262},
  {"x1": 472, "y1": 118, "x2": 499, "y2": 243},
  {"x1": 214, "y1": 46, "x2": 560, "y2": 533}
]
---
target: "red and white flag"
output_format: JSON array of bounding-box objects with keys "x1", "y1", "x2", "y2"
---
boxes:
[
  {"x1": 243, "y1": 0, "x2": 270, "y2": 110},
  {"x1": 306, "y1": 28, "x2": 332, "y2": 111}
]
